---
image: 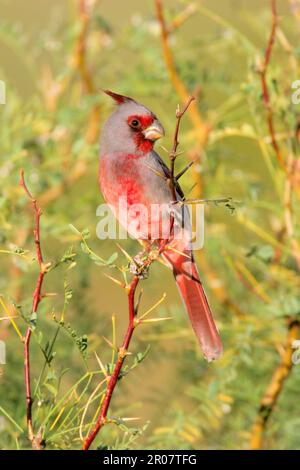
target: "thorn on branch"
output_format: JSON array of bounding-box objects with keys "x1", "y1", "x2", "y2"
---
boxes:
[{"x1": 176, "y1": 161, "x2": 195, "y2": 181}]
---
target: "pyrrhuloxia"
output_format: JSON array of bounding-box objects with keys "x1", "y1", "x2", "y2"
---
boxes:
[{"x1": 99, "y1": 90, "x2": 222, "y2": 361}]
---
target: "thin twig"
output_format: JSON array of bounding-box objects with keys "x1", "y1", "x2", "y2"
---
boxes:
[
  {"x1": 169, "y1": 97, "x2": 195, "y2": 201},
  {"x1": 20, "y1": 170, "x2": 47, "y2": 450},
  {"x1": 175, "y1": 196, "x2": 236, "y2": 210},
  {"x1": 259, "y1": 0, "x2": 285, "y2": 169},
  {"x1": 168, "y1": 3, "x2": 197, "y2": 33},
  {"x1": 175, "y1": 161, "x2": 195, "y2": 181},
  {"x1": 250, "y1": 319, "x2": 300, "y2": 450}
]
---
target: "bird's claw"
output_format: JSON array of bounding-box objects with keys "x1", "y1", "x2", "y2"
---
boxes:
[{"x1": 129, "y1": 252, "x2": 149, "y2": 279}]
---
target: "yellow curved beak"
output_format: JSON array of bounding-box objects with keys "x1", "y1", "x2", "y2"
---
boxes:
[{"x1": 143, "y1": 121, "x2": 165, "y2": 141}]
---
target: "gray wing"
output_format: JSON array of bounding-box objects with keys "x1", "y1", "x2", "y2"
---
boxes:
[
  {"x1": 151, "y1": 150, "x2": 185, "y2": 200},
  {"x1": 151, "y1": 151, "x2": 192, "y2": 251}
]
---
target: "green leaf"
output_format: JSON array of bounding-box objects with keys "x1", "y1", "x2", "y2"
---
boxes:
[{"x1": 107, "y1": 252, "x2": 118, "y2": 265}]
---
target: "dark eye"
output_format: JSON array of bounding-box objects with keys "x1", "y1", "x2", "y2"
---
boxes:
[{"x1": 130, "y1": 119, "x2": 140, "y2": 129}]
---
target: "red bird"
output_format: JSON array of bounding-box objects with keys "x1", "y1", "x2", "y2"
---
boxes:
[{"x1": 99, "y1": 90, "x2": 222, "y2": 361}]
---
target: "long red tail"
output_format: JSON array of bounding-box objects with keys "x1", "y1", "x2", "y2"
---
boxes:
[{"x1": 165, "y1": 247, "x2": 223, "y2": 361}]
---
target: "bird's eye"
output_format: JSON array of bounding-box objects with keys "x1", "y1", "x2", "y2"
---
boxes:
[{"x1": 130, "y1": 119, "x2": 140, "y2": 129}]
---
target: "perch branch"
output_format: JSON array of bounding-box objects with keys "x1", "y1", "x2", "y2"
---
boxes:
[
  {"x1": 82, "y1": 235, "x2": 172, "y2": 451},
  {"x1": 82, "y1": 276, "x2": 139, "y2": 450}
]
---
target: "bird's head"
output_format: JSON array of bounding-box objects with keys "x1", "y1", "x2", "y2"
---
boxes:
[{"x1": 101, "y1": 90, "x2": 165, "y2": 155}]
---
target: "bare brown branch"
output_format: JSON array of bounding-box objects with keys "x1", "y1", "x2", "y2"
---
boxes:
[
  {"x1": 82, "y1": 276, "x2": 139, "y2": 450},
  {"x1": 169, "y1": 97, "x2": 195, "y2": 201},
  {"x1": 259, "y1": 0, "x2": 285, "y2": 169}
]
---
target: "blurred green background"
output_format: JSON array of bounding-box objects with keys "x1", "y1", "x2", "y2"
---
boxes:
[{"x1": 1, "y1": 0, "x2": 300, "y2": 450}]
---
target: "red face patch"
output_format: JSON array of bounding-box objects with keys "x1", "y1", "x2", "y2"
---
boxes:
[
  {"x1": 127, "y1": 114, "x2": 155, "y2": 153},
  {"x1": 127, "y1": 114, "x2": 154, "y2": 130}
]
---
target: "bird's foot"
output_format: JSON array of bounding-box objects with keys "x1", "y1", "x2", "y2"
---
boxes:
[{"x1": 129, "y1": 251, "x2": 150, "y2": 279}]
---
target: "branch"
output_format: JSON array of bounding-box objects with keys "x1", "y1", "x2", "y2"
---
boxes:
[
  {"x1": 82, "y1": 231, "x2": 173, "y2": 450},
  {"x1": 250, "y1": 319, "x2": 300, "y2": 450},
  {"x1": 259, "y1": 0, "x2": 285, "y2": 169},
  {"x1": 175, "y1": 196, "x2": 236, "y2": 212},
  {"x1": 169, "y1": 96, "x2": 195, "y2": 201},
  {"x1": 82, "y1": 276, "x2": 139, "y2": 450},
  {"x1": 19, "y1": 170, "x2": 48, "y2": 450},
  {"x1": 168, "y1": 3, "x2": 197, "y2": 33}
]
